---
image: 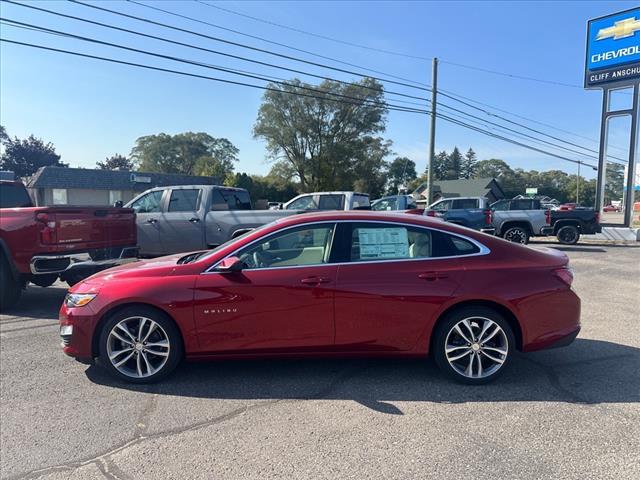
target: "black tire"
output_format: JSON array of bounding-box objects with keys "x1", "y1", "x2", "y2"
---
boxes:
[
  {"x1": 0, "y1": 256, "x2": 22, "y2": 312},
  {"x1": 30, "y1": 274, "x2": 58, "y2": 288},
  {"x1": 502, "y1": 226, "x2": 530, "y2": 244},
  {"x1": 98, "y1": 306, "x2": 183, "y2": 384},
  {"x1": 432, "y1": 306, "x2": 515, "y2": 385},
  {"x1": 556, "y1": 225, "x2": 580, "y2": 245}
]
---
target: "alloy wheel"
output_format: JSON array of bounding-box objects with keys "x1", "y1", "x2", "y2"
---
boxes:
[
  {"x1": 444, "y1": 317, "x2": 509, "y2": 379},
  {"x1": 106, "y1": 316, "x2": 171, "y2": 378},
  {"x1": 504, "y1": 228, "x2": 527, "y2": 244}
]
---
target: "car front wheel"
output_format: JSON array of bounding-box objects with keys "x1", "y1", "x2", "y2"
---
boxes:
[
  {"x1": 433, "y1": 307, "x2": 515, "y2": 384},
  {"x1": 99, "y1": 306, "x2": 183, "y2": 383}
]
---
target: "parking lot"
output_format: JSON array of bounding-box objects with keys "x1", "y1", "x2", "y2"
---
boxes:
[{"x1": 1, "y1": 242, "x2": 639, "y2": 480}]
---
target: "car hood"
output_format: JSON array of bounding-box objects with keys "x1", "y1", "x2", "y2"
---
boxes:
[{"x1": 71, "y1": 252, "x2": 196, "y2": 290}]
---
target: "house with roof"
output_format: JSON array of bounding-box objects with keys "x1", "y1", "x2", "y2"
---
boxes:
[
  {"x1": 412, "y1": 177, "x2": 505, "y2": 206},
  {"x1": 26, "y1": 166, "x2": 220, "y2": 206}
]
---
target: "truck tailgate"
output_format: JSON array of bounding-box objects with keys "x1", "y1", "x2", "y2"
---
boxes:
[{"x1": 43, "y1": 207, "x2": 136, "y2": 248}]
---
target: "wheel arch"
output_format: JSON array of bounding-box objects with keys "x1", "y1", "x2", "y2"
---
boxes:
[
  {"x1": 500, "y1": 221, "x2": 533, "y2": 236},
  {"x1": 92, "y1": 302, "x2": 186, "y2": 358},
  {"x1": 429, "y1": 299, "x2": 523, "y2": 353},
  {"x1": 553, "y1": 219, "x2": 583, "y2": 234}
]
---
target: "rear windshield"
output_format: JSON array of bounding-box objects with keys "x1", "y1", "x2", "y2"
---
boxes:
[{"x1": 0, "y1": 183, "x2": 33, "y2": 208}]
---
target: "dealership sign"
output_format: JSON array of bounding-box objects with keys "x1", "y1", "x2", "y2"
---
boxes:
[{"x1": 585, "y1": 7, "x2": 640, "y2": 88}]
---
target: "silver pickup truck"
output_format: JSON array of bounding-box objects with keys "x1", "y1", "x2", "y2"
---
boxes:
[
  {"x1": 490, "y1": 198, "x2": 550, "y2": 244},
  {"x1": 126, "y1": 185, "x2": 299, "y2": 256}
]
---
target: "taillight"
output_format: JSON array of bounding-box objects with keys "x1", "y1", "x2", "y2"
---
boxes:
[
  {"x1": 483, "y1": 209, "x2": 493, "y2": 225},
  {"x1": 553, "y1": 267, "x2": 574, "y2": 287},
  {"x1": 545, "y1": 209, "x2": 551, "y2": 225},
  {"x1": 35, "y1": 212, "x2": 57, "y2": 244}
]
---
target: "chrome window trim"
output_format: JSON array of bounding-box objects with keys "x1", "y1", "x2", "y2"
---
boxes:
[{"x1": 203, "y1": 219, "x2": 490, "y2": 274}]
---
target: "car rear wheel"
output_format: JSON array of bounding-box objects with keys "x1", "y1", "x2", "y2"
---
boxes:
[
  {"x1": 433, "y1": 307, "x2": 515, "y2": 385},
  {"x1": 503, "y1": 226, "x2": 530, "y2": 244},
  {"x1": 556, "y1": 225, "x2": 580, "y2": 245},
  {"x1": 98, "y1": 306, "x2": 183, "y2": 383}
]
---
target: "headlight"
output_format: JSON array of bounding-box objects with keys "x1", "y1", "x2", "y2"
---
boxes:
[{"x1": 65, "y1": 293, "x2": 97, "y2": 308}]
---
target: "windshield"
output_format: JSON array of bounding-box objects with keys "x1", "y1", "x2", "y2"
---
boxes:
[{"x1": 196, "y1": 221, "x2": 277, "y2": 261}]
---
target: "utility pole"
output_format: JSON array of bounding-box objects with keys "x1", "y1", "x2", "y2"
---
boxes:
[
  {"x1": 576, "y1": 161, "x2": 580, "y2": 204},
  {"x1": 426, "y1": 57, "x2": 438, "y2": 206}
]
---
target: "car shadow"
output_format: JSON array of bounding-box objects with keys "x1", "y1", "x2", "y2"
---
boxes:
[
  {"x1": 0, "y1": 283, "x2": 67, "y2": 321},
  {"x1": 85, "y1": 338, "x2": 640, "y2": 414}
]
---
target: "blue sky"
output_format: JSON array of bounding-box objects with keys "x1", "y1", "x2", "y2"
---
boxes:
[{"x1": 1, "y1": 0, "x2": 636, "y2": 180}]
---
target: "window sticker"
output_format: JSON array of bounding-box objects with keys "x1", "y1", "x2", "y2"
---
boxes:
[{"x1": 357, "y1": 227, "x2": 409, "y2": 259}]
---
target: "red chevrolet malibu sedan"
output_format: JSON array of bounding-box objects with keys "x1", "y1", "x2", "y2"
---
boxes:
[{"x1": 59, "y1": 212, "x2": 580, "y2": 385}]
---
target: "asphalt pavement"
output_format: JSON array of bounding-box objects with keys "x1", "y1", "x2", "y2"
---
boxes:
[{"x1": 1, "y1": 242, "x2": 639, "y2": 479}]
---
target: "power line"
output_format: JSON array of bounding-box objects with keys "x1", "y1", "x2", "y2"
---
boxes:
[
  {"x1": 0, "y1": 18, "x2": 429, "y2": 114},
  {"x1": 0, "y1": 37, "x2": 427, "y2": 115},
  {"x1": 196, "y1": 0, "x2": 434, "y2": 62},
  {"x1": 126, "y1": 0, "x2": 429, "y2": 88},
  {"x1": 4, "y1": 0, "x2": 430, "y2": 104},
  {"x1": 66, "y1": 0, "x2": 431, "y2": 93}
]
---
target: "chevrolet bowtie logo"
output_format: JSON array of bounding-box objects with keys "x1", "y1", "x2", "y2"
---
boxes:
[{"x1": 596, "y1": 17, "x2": 640, "y2": 41}]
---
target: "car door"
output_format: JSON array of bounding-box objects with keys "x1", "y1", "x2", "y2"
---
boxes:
[
  {"x1": 157, "y1": 188, "x2": 205, "y2": 254},
  {"x1": 128, "y1": 190, "x2": 165, "y2": 257},
  {"x1": 193, "y1": 223, "x2": 338, "y2": 354},
  {"x1": 332, "y1": 222, "x2": 473, "y2": 352}
]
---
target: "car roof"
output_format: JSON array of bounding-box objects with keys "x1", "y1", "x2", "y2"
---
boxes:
[{"x1": 274, "y1": 210, "x2": 448, "y2": 228}]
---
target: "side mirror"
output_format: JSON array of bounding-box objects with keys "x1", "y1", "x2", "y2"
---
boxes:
[
  {"x1": 114, "y1": 200, "x2": 123, "y2": 208},
  {"x1": 216, "y1": 256, "x2": 244, "y2": 272}
]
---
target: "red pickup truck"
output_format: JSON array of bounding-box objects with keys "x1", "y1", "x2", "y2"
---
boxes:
[{"x1": 0, "y1": 180, "x2": 138, "y2": 311}]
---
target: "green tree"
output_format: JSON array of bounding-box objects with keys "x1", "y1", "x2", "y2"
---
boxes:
[
  {"x1": 604, "y1": 163, "x2": 625, "y2": 203},
  {"x1": 253, "y1": 77, "x2": 389, "y2": 192},
  {"x1": 460, "y1": 148, "x2": 477, "y2": 179},
  {"x1": 443, "y1": 147, "x2": 463, "y2": 180},
  {"x1": 96, "y1": 154, "x2": 134, "y2": 171},
  {"x1": 386, "y1": 156, "x2": 417, "y2": 194},
  {"x1": 0, "y1": 131, "x2": 66, "y2": 178},
  {"x1": 131, "y1": 132, "x2": 238, "y2": 179}
]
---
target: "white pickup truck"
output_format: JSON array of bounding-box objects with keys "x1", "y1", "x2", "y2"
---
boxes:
[
  {"x1": 282, "y1": 191, "x2": 370, "y2": 211},
  {"x1": 126, "y1": 185, "x2": 300, "y2": 257}
]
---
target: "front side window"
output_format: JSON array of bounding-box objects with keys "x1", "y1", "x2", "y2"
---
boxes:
[
  {"x1": 371, "y1": 198, "x2": 397, "y2": 211},
  {"x1": 168, "y1": 189, "x2": 200, "y2": 212},
  {"x1": 318, "y1": 194, "x2": 345, "y2": 210},
  {"x1": 510, "y1": 199, "x2": 532, "y2": 210},
  {"x1": 349, "y1": 223, "x2": 481, "y2": 262},
  {"x1": 431, "y1": 200, "x2": 451, "y2": 212},
  {"x1": 286, "y1": 195, "x2": 318, "y2": 210},
  {"x1": 131, "y1": 190, "x2": 163, "y2": 213},
  {"x1": 237, "y1": 224, "x2": 335, "y2": 270},
  {"x1": 52, "y1": 189, "x2": 67, "y2": 205},
  {"x1": 491, "y1": 200, "x2": 510, "y2": 211},
  {"x1": 352, "y1": 195, "x2": 370, "y2": 209}
]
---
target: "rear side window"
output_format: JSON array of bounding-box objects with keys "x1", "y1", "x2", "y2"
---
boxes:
[
  {"x1": 318, "y1": 194, "x2": 345, "y2": 210},
  {"x1": 286, "y1": 195, "x2": 318, "y2": 210},
  {"x1": 452, "y1": 198, "x2": 479, "y2": 209},
  {"x1": 210, "y1": 189, "x2": 252, "y2": 211},
  {"x1": 371, "y1": 198, "x2": 397, "y2": 211},
  {"x1": 168, "y1": 189, "x2": 200, "y2": 212},
  {"x1": 510, "y1": 199, "x2": 533, "y2": 210},
  {"x1": 0, "y1": 183, "x2": 33, "y2": 208},
  {"x1": 348, "y1": 223, "x2": 481, "y2": 262},
  {"x1": 491, "y1": 200, "x2": 510, "y2": 211},
  {"x1": 431, "y1": 200, "x2": 451, "y2": 211}
]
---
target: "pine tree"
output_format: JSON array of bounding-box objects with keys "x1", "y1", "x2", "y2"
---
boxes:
[{"x1": 461, "y1": 148, "x2": 477, "y2": 179}]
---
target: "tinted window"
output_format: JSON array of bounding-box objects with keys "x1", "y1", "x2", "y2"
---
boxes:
[
  {"x1": 352, "y1": 194, "x2": 370, "y2": 209},
  {"x1": 452, "y1": 198, "x2": 479, "y2": 209},
  {"x1": 318, "y1": 194, "x2": 345, "y2": 210},
  {"x1": 0, "y1": 183, "x2": 33, "y2": 208},
  {"x1": 510, "y1": 199, "x2": 533, "y2": 210},
  {"x1": 349, "y1": 223, "x2": 480, "y2": 262},
  {"x1": 211, "y1": 189, "x2": 252, "y2": 211},
  {"x1": 168, "y1": 189, "x2": 200, "y2": 212},
  {"x1": 286, "y1": 195, "x2": 318, "y2": 210},
  {"x1": 131, "y1": 190, "x2": 163, "y2": 213},
  {"x1": 237, "y1": 224, "x2": 335, "y2": 269}
]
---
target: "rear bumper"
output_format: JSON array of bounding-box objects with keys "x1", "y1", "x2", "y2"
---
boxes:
[{"x1": 30, "y1": 246, "x2": 138, "y2": 275}]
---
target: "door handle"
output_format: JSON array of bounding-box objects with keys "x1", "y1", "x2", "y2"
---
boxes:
[
  {"x1": 418, "y1": 272, "x2": 448, "y2": 281},
  {"x1": 300, "y1": 277, "x2": 330, "y2": 285},
  {"x1": 146, "y1": 218, "x2": 158, "y2": 224},
  {"x1": 189, "y1": 217, "x2": 200, "y2": 223}
]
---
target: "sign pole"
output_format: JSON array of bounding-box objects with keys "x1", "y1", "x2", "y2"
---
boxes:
[{"x1": 426, "y1": 57, "x2": 438, "y2": 206}]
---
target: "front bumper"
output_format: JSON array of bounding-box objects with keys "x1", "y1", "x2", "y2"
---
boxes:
[{"x1": 59, "y1": 303, "x2": 100, "y2": 360}]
